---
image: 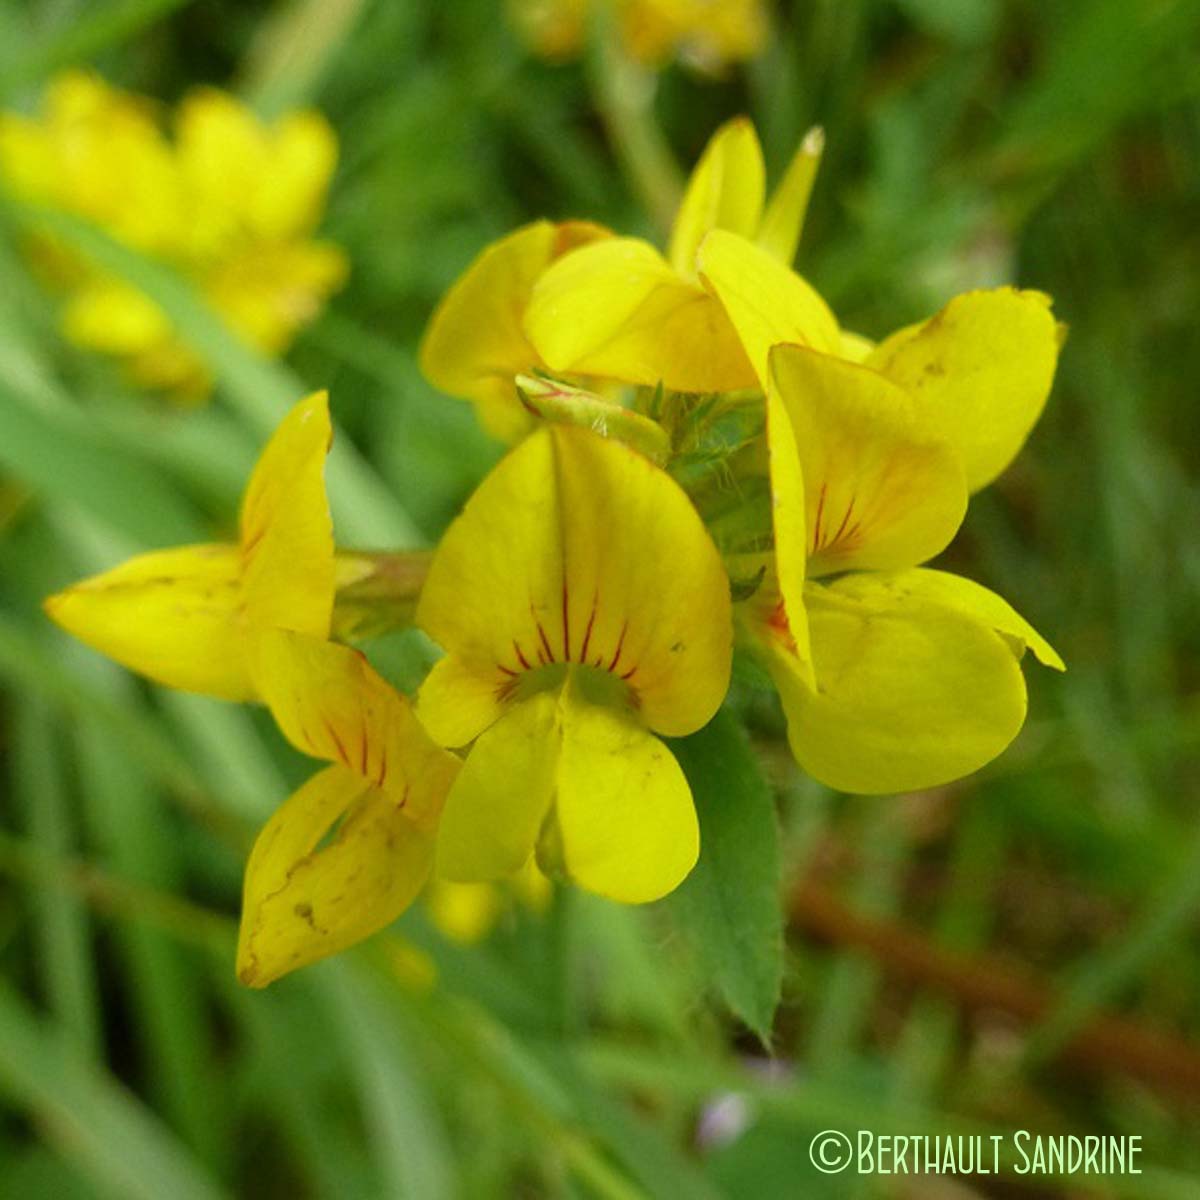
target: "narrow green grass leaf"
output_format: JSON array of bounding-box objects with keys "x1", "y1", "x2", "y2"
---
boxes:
[
  {"x1": 666, "y1": 709, "x2": 783, "y2": 1041},
  {"x1": 0, "y1": 983, "x2": 231, "y2": 1200},
  {"x1": 76, "y1": 702, "x2": 223, "y2": 1162},
  {"x1": 0, "y1": 385, "x2": 199, "y2": 545},
  {"x1": 322, "y1": 966, "x2": 455, "y2": 1200},
  {"x1": 8, "y1": 203, "x2": 420, "y2": 548},
  {"x1": 10, "y1": 696, "x2": 101, "y2": 1062},
  {"x1": 0, "y1": 0, "x2": 196, "y2": 95}
]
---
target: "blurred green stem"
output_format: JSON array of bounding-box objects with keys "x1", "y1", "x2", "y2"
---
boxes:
[
  {"x1": 333, "y1": 549, "x2": 432, "y2": 640},
  {"x1": 0, "y1": 829, "x2": 233, "y2": 954},
  {"x1": 586, "y1": 7, "x2": 682, "y2": 234}
]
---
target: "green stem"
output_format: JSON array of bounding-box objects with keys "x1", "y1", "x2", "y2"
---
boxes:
[
  {"x1": 333, "y1": 549, "x2": 432, "y2": 640},
  {"x1": 586, "y1": 8, "x2": 682, "y2": 235}
]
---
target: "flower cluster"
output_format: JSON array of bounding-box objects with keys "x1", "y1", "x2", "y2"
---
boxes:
[
  {"x1": 45, "y1": 117, "x2": 1063, "y2": 986},
  {"x1": 0, "y1": 71, "x2": 346, "y2": 400},
  {"x1": 510, "y1": 0, "x2": 767, "y2": 71}
]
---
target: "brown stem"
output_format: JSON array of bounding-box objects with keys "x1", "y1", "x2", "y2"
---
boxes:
[{"x1": 790, "y1": 879, "x2": 1200, "y2": 1101}]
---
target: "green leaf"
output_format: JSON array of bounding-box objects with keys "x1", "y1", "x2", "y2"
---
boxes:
[{"x1": 666, "y1": 709, "x2": 782, "y2": 1041}]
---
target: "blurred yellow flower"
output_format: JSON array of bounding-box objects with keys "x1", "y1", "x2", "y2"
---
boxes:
[
  {"x1": 425, "y1": 859, "x2": 552, "y2": 944},
  {"x1": 511, "y1": 0, "x2": 768, "y2": 72},
  {"x1": 416, "y1": 425, "x2": 732, "y2": 903},
  {"x1": 45, "y1": 391, "x2": 335, "y2": 700},
  {"x1": 0, "y1": 71, "x2": 346, "y2": 400}
]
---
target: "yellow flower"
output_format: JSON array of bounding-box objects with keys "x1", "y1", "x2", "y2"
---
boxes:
[
  {"x1": 425, "y1": 858, "x2": 552, "y2": 945},
  {"x1": 416, "y1": 425, "x2": 732, "y2": 902},
  {"x1": 45, "y1": 391, "x2": 335, "y2": 700},
  {"x1": 0, "y1": 71, "x2": 346, "y2": 400},
  {"x1": 237, "y1": 629, "x2": 460, "y2": 987},
  {"x1": 523, "y1": 118, "x2": 836, "y2": 392},
  {"x1": 46, "y1": 391, "x2": 460, "y2": 985},
  {"x1": 697, "y1": 228, "x2": 1063, "y2": 491},
  {"x1": 511, "y1": 0, "x2": 768, "y2": 72},
  {"x1": 419, "y1": 219, "x2": 610, "y2": 439},
  {"x1": 741, "y1": 337, "x2": 1064, "y2": 794}
]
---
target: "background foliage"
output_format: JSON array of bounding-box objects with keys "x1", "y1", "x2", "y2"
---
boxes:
[{"x1": 0, "y1": 0, "x2": 1198, "y2": 1196}]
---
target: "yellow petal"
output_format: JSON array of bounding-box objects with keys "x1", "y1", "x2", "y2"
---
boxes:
[
  {"x1": 697, "y1": 228, "x2": 841, "y2": 385},
  {"x1": 554, "y1": 678, "x2": 697, "y2": 903},
  {"x1": 424, "y1": 879, "x2": 503, "y2": 944},
  {"x1": 419, "y1": 220, "x2": 609, "y2": 438},
  {"x1": 44, "y1": 544, "x2": 252, "y2": 700},
  {"x1": 768, "y1": 344, "x2": 967, "y2": 577},
  {"x1": 417, "y1": 654, "x2": 507, "y2": 748},
  {"x1": 525, "y1": 236, "x2": 755, "y2": 392},
  {"x1": 839, "y1": 329, "x2": 875, "y2": 363},
  {"x1": 417, "y1": 426, "x2": 732, "y2": 740},
  {"x1": 60, "y1": 279, "x2": 171, "y2": 354},
  {"x1": 435, "y1": 690, "x2": 560, "y2": 882},
  {"x1": 249, "y1": 110, "x2": 338, "y2": 241},
  {"x1": 236, "y1": 764, "x2": 433, "y2": 987},
  {"x1": 845, "y1": 568, "x2": 1065, "y2": 671},
  {"x1": 254, "y1": 630, "x2": 460, "y2": 831},
  {"x1": 866, "y1": 288, "x2": 1060, "y2": 491},
  {"x1": 239, "y1": 391, "x2": 335, "y2": 639},
  {"x1": 756, "y1": 125, "x2": 823, "y2": 266},
  {"x1": 668, "y1": 117, "x2": 765, "y2": 278},
  {"x1": 762, "y1": 388, "x2": 812, "y2": 679},
  {"x1": 769, "y1": 574, "x2": 1029, "y2": 794},
  {"x1": 204, "y1": 241, "x2": 347, "y2": 355}
]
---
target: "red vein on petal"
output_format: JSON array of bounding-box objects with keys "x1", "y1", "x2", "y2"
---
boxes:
[
  {"x1": 608, "y1": 620, "x2": 628, "y2": 672},
  {"x1": 535, "y1": 619, "x2": 555, "y2": 663},
  {"x1": 579, "y1": 594, "x2": 598, "y2": 662},
  {"x1": 812, "y1": 481, "x2": 828, "y2": 552},
  {"x1": 513, "y1": 640, "x2": 533, "y2": 670},
  {"x1": 561, "y1": 580, "x2": 571, "y2": 661},
  {"x1": 831, "y1": 497, "x2": 856, "y2": 545},
  {"x1": 321, "y1": 717, "x2": 350, "y2": 766}
]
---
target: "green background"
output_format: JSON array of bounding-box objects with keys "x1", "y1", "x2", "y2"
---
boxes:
[{"x1": 0, "y1": 0, "x2": 1198, "y2": 1196}]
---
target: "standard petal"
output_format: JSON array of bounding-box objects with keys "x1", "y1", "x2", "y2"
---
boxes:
[
  {"x1": 254, "y1": 630, "x2": 460, "y2": 830},
  {"x1": 698, "y1": 228, "x2": 841, "y2": 384},
  {"x1": 756, "y1": 125, "x2": 823, "y2": 266},
  {"x1": 840, "y1": 569, "x2": 1065, "y2": 671},
  {"x1": 524, "y1": 236, "x2": 755, "y2": 392},
  {"x1": 768, "y1": 344, "x2": 967, "y2": 577},
  {"x1": 866, "y1": 288, "x2": 1060, "y2": 491},
  {"x1": 44, "y1": 544, "x2": 252, "y2": 700},
  {"x1": 236, "y1": 764, "x2": 434, "y2": 987},
  {"x1": 554, "y1": 682, "x2": 698, "y2": 903},
  {"x1": 419, "y1": 220, "x2": 608, "y2": 437},
  {"x1": 770, "y1": 574, "x2": 1029, "y2": 794},
  {"x1": 417, "y1": 426, "x2": 732, "y2": 739},
  {"x1": 667, "y1": 117, "x2": 765, "y2": 278},
  {"x1": 239, "y1": 390, "x2": 335, "y2": 639},
  {"x1": 435, "y1": 690, "x2": 559, "y2": 882}
]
